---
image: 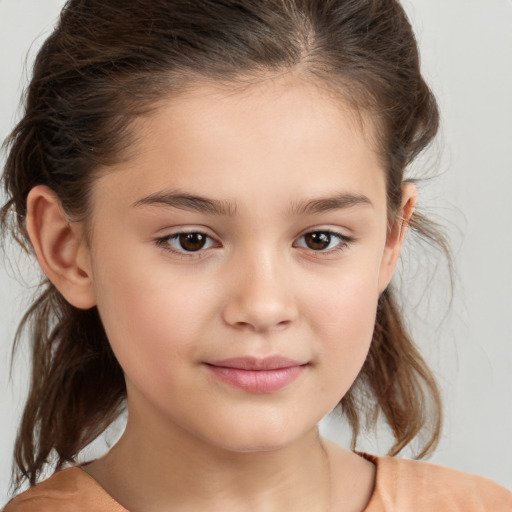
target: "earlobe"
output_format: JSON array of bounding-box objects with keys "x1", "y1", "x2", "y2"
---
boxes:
[
  {"x1": 378, "y1": 183, "x2": 417, "y2": 293},
  {"x1": 26, "y1": 185, "x2": 96, "y2": 309}
]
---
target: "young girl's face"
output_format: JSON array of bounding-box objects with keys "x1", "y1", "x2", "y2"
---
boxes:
[{"x1": 83, "y1": 76, "x2": 408, "y2": 452}]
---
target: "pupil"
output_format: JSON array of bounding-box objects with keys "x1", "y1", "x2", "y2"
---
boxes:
[
  {"x1": 306, "y1": 232, "x2": 330, "y2": 250},
  {"x1": 179, "y1": 233, "x2": 206, "y2": 251}
]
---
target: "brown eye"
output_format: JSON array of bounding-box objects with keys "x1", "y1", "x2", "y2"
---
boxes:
[
  {"x1": 155, "y1": 231, "x2": 217, "y2": 257},
  {"x1": 295, "y1": 230, "x2": 353, "y2": 255},
  {"x1": 178, "y1": 233, "x2": 207, "y2": 252},
  {"x1": 304, "y1": 232, "x2": 332, "y2": 250}
]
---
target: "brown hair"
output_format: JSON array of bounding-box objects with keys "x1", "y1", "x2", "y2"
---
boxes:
[{"x1": 1, "y1": 0, "x2": 449, "y2": 493}]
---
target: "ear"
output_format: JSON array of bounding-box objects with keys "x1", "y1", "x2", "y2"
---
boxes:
[
  {"x1": 377, "y1": 182, "x2": 417, "y2": 293},
  {"x1": 26, "y1": 185, "x2": 96, "y2": 309}
]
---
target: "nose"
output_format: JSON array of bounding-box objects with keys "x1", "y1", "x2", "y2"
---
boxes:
[{"x1": 221, "y1": 249, "x2": 298, "y2": 333}]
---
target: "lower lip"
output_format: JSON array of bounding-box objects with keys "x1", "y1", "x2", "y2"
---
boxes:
[{"x1": 205, "y1": 365, "x2": 306, "y2": 393}]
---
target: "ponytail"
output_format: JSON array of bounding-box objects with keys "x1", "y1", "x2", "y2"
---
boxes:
[{"x1": 10, "y1": 282, "x2": 125, "y2": 491}]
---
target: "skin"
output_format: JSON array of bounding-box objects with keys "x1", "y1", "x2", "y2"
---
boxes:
[{"x1": 26, "y1": 74, "x2": 416, "y2": 512}]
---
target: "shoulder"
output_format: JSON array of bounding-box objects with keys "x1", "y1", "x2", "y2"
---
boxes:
[
  {"x1": 2, "y1": 466, "x2": 126, "y2": 512},
  {"x1": 364, "y1": 454, "x2": 512, "y2": 512}
]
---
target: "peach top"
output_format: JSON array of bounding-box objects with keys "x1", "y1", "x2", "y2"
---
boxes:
[{"x1": 3, "y1": 454, "x2": 511, "y2": 511}]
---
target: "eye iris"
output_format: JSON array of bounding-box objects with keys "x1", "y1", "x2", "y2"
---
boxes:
[
  {"x1": 179, "y1": 233, "x2": 206, "y2": 251},
  {"x1": 305, "y1": 232, "x2": 331, "y2": 250}
]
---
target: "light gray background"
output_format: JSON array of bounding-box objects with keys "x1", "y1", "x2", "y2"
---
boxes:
[{"x1": 1, "y1": 0, "x2": 511, "y2": 503}]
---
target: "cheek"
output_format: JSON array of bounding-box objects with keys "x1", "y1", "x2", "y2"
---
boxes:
[
  {"x1": 306, "y1": 273, "x2": 380, "y2": 394},
  {"x1": 90, "y1": 243, "x2": 213, "y2": 381}
]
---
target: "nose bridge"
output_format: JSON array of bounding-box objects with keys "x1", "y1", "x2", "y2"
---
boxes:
[{"x1": 222, "y1": 241, "x2": 297, "y2": 332}]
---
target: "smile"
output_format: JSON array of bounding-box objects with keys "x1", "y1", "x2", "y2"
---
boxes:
[{"x1": 204, "y1": 356, "x2": 308, "y2": 393}]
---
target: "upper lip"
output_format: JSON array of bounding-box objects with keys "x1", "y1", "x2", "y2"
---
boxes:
[{"x1": 206, "y1": 356, "x2": 306, "y2": 371}]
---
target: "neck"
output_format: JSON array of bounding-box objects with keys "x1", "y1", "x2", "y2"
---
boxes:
[{"x1": 90, "y1": 408, "x2": 332, "y2": 512}]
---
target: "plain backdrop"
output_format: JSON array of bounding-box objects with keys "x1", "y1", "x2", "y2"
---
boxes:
[{"x1": 1, "y1": 0, "x2": 511, "y2": 503}]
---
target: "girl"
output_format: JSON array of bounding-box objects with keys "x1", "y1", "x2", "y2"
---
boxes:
[{"x1": 1, "y1": 0, "x2": 510, "y2": 511}]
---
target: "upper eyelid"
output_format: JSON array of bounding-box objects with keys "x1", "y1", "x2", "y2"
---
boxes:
[
  {"x1": 157, "y1": 226, "x2": 351, "y2": 241},
  {"x1": 156, "y1": 228, "x2": 353, "y2": 254}
]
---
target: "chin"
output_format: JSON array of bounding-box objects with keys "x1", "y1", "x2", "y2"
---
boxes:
[{"x1": 198, "y1": 419, "x2": 317, "y2": 454}]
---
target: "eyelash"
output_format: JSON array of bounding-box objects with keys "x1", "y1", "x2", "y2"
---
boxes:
[{"x1": 154, "y1": 229, "x2": 354, "y2": 260}]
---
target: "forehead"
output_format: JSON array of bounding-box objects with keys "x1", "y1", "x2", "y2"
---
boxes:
[
  {"x1": 140, "y1": 74, "x2": 380, "y2": 159},
  {"x1": 93, "y1": 75, "x2": 387, "y2": 216}
]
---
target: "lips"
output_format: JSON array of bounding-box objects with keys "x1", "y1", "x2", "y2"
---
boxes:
[
  {"x1": 204, "y1": 356, "x2": 307, "y2": 393},
  {"x1": 207, "y1": 356, "x2": 304, "y2": 371}
]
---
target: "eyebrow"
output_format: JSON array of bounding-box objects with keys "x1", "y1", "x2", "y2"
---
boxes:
[{"x1": 132, "y1": 190, "x2": 373, "y2": 216}]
